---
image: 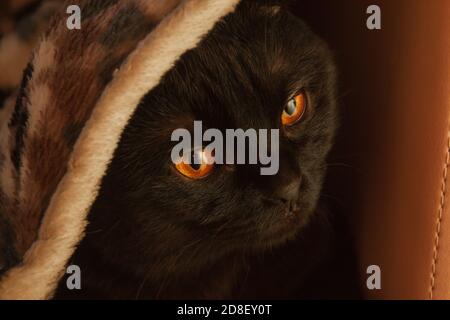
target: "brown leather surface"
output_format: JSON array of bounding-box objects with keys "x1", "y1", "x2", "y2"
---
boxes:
[{"x1": 295, "y1": 0, "x2": 450, "y2": 299}]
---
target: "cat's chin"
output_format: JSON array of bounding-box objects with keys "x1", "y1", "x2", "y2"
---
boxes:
[{"x1": 253, "y1": 210, "x2": 313, "y2": 249}]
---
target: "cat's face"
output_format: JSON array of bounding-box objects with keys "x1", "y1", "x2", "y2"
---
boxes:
[{"x1": 93, "y1": 1, "x2": 337, "y2": 269}]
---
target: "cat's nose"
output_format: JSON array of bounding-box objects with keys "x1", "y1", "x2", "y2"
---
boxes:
[{"x1": 273, "y1": 177, "x2": 301, "y2": 205}]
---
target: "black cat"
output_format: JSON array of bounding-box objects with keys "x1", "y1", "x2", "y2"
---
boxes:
[{"x1": 56, "y1": 0, "x2": 343, "y2": 299}]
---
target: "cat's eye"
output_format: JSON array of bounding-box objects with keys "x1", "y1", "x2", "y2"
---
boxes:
[
  {"x1": 282, "y1": 92, "x2": 307, "y2": 126},
  {"x1": 175, "y1": 149, "x2": 214, "y2": 179}
]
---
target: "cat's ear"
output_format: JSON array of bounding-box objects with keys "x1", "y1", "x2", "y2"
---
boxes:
[
  {"x1": 242, "y1": 0, "x2": 294, "y2": 15},
  {"x1": 264, "y1": 0, "x2": 295, "y2": 6}
]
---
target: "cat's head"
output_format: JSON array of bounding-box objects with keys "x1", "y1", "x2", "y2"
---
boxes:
[{"x1": 92, "y1": 0, "x2": 337, "y2": 267}]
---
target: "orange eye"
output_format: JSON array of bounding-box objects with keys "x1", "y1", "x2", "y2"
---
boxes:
[
  {"x1": 282, "y1": 91, "x2": 307, "y2": 126},
  {"x1": 175, "y1": 149, "x2": 214, "y2": 179}
]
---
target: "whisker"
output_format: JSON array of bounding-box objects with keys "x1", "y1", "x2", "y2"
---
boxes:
[
  {"x1": 321, "y1": 193, "x2": 346, "y2": 210},
  {"x1": 325, "y1": 162, "x2": 355, "y2": 168},
  {"x1": 135, "y1": 268, "x2": 154, "y2": 300},
  {"x1": 323, "y1": 162, "x2": 365, "y2": 175}
]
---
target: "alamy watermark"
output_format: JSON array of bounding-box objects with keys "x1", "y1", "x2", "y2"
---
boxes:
[
  {"x1": 366, "y1": 5, "x2": 381, "y2": 30},
  {"x1": 366, "y1": 265, "x2": 381, "y2": 290},
  {"x1": 66, "y1": 5, "x2": 81, "y2": 30},
  {"x1": 171, "y1": 121, "x2": 279, "y2": 176},
  {"x1": 66, "y1": 264, "x2": 81, "y2": 290}
]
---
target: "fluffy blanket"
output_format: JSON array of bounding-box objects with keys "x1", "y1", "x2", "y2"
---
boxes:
[{"x1": 0, "y1": 0, "x2": 239, "y2": 299}]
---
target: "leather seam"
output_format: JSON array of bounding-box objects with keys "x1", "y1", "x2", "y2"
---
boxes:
[{"x1": 429, "y1": 127, "x2": 450, "y2": 299}]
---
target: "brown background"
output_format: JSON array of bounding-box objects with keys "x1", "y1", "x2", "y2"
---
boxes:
[{"x1": 292, "y1": 0, "x2": 450, "y2": 299}]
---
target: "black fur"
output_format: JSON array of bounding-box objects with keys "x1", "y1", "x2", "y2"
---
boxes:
[
  {"x1": 0, "y1": 207, "x2": 19, "y2": 277},
  {"x1": 56, "y1": 0, "x2": 338, "y2": 299}
]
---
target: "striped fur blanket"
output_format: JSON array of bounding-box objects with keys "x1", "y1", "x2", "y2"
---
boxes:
[{"x1": 0, "y1": 0, "x2": 239, "y2": 299}]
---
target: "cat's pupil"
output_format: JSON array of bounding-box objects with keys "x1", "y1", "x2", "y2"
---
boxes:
[
  {"x1": 285, "y1": 99, "x2": 297, "y2": 115},
  {"x1": 191, "y1": 162, "x2": 201, "y2": 170},
  {"x1": 190, "y1": 152, "x2": 201, "y2": 170}
]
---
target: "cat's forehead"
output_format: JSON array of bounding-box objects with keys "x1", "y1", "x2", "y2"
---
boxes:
[{"x1": 146, "y1": 2, "x2": 331, "y2": 130}]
